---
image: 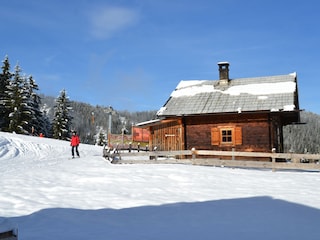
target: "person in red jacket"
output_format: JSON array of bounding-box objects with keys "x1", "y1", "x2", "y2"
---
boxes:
[{"x1": 70, "y1": 131, "x2": 80, "y2": 158}]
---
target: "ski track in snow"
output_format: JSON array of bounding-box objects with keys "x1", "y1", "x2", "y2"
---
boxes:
[
  {"x1": 0, "y1": 135, "x2": 60, "y2": 174},
  {"x1": 0, "y1": 133, "x2": 102, "y2": 174}
]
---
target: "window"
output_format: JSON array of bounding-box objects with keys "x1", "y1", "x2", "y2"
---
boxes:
[
  {"x1": 211, "y1": 126, "x2": 242, "y2": 146},
  {"x1": 221, "y1": 129, "x2": 232, "y2": 143}
]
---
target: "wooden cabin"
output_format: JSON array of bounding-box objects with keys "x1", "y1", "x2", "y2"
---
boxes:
[{"x1": 137, "y1": 62, "x2": 300, "y2": 154}]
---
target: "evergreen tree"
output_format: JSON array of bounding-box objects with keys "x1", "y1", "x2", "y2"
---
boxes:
[
  {"x1": 7, "y1": 65, "x2": 33, "y2": 134},
  {"x1": 27, "y1": 75, "x2": 48, "y2": 136},
  {"x1": 97, "y1": 132, "x2": 106, "y2": 146},
  {"x1": 52, "y1": 89, "x2": 72, "y2": 140},
  {"x1": 41, "y1": 109, "x2": 52, "y2": 137},
  {"x1": 0, "y1": 56, "x2": 13, "y2": 130}
]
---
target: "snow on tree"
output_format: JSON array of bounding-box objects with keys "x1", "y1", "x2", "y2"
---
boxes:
[
  {"x1": 0, "y1": 56, "x2": 52, "y2": 135},
  {"x1": 0, "y1": 55, "x2": 13, "y2": 130},
  {"x1": 27, "y1": 75, "x2": 50, "y2": 136},
  {"x1": 7, "y1": 64, "x2": 33, "y2": 134},
  {"x1": 52, "y1": 89, "x2": 73, "y2": 140},
  {"x1": 97, "y1": 132, "x2": 106, "y2": 146}
]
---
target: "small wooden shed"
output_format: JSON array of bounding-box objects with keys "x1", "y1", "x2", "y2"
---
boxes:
[{"x1": 137, "y1": 62, "x2": 300, "y2": 154}]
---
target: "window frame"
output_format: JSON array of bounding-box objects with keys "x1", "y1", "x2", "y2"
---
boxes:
[
  {"x1": 220, "y1": 128, "x2": 233, "y2": 145},
  {"x1": 211, "y1": 126, "x2": 242, "y2": 146}
]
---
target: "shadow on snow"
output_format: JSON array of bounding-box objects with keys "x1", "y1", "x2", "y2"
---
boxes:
[{"x1": 4, "y1": 196, "x2": 320, "y2": 240}]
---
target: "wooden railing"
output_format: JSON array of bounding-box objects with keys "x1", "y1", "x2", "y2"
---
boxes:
[{"x1": 111, "y1": 149, "x2": 320, "y2": 172}]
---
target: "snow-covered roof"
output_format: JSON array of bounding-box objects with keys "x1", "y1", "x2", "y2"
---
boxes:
[
  {"x1": 171, "y1": 81, "x2": 295, "y2": 98},
  {"x1": 135, "y1": 119, "x2": 162, "y2": 127},
  {"x1": 157, "y1": 73, "x2": 299, "y2": 116}
]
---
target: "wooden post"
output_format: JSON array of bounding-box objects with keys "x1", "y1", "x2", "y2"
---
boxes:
[
  {"x1": 128, "y1": 142, "x2": 132, "y2": 153},
  {"x1": 191, "y1": 148, "x2": 196, "y2": 164},
  {"x1": 108, "y1": 111, "x2": 112, "y2": 147},
  {"x1": 271, "y1": 148, "x2": 276, "y2": 172},
  {"x1": 232, "y1": 148, "x2": 235, "y2": 161}
]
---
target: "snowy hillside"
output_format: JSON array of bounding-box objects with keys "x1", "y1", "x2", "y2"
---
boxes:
[{"x1": 0, "y1": 132, "x2": 320, "y2": 240}]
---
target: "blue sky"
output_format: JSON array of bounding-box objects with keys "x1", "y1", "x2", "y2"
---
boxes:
[{"x1": 1, "y1": 0, "x2": 320, "y2": 113}]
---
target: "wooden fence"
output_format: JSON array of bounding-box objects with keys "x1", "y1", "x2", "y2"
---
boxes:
[{"x1": 111, "y1": 149, "x2": 320, "y2": 172}]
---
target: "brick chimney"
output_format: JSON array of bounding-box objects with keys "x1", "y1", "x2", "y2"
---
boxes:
[{"x1": 218, "y1": 62, "x2": 230, "y2": 85}]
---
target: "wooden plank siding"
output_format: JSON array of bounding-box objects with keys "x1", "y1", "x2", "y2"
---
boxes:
[
  {"x1": 149, "y1": 120, "x2": 184, "y2": 151},
  {"x1": 183, "y1": 113, "x2": 276, "y2": 152}
]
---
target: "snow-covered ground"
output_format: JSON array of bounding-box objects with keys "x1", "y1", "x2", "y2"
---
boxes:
[{"x1": 0, "y1": 131, "x2": 320, "y2": 240}]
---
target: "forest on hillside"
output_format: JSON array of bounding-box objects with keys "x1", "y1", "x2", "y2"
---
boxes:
[{"x1": 40, "y1": 95, "x2": 157, "y2": 144}]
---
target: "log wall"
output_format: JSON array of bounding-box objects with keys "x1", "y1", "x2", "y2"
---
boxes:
[{"x1": 184, "y1": 113, "x2": 273, "y2": 153}]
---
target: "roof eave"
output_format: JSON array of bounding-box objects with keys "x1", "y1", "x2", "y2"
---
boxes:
[{"x1": 158, "y1": 109, "x2": 301, "y2": 118}]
